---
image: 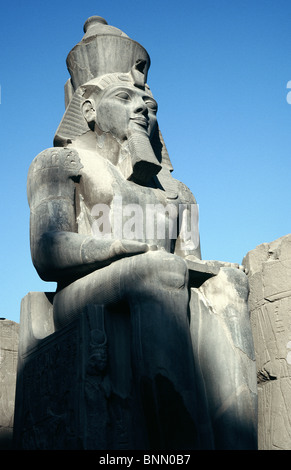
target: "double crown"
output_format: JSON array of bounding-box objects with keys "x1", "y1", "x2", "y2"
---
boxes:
[
  {"x1": 65, "y1": 16, "x2": 150, "y2": 106},
  {"x1": 54, "y1": 16, "x2": 173, "y2": 175}
]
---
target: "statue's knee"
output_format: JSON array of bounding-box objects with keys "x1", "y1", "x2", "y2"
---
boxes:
[
  {"x1": 221, "y1": 267, "x2": 249, "y2": 301},
  {"x1": 200, "y1": 267, "x2": 249, "y2": 309},
  {"x1": 137, "y1": 251, "x2": 188, "y2": 291}
]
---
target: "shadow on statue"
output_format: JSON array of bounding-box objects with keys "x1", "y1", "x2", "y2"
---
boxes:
[{"x1": 13, "y1": 16, "x2": 257, "y2": 450}]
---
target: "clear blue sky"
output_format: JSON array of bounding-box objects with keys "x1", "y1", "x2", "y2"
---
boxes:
[{"x1": 1, "y1": 0, "x2": 290, "y2": 323}]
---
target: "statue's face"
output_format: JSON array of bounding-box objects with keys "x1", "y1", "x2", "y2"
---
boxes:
[{"x1": 92, "y1": 85, "x2": 158, "y2": 142}]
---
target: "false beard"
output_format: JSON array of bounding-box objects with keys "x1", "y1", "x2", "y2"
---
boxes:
[{"x1": 120, "y1": 129, "x2": 162, "y2": 185}]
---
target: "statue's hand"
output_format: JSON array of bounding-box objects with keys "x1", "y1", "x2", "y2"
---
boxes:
[{"x1": 109, "y1": 240, "x2": 156, "y2": 258}]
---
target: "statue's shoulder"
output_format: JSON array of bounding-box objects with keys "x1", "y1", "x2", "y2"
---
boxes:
[
  {"x1": 28, "y1": 146, "x2": 83, "y2": 179},
  {"x1": 27, "y1": 147, "x2": 84, "y2": 206},
  {"x1": 173, "y1": 177, "x2": 198, "y2": 205}
]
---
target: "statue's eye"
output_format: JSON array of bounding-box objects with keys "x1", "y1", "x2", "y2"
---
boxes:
[{"x1": 115, "y1": 91, "x2": 131, "y2": 101}]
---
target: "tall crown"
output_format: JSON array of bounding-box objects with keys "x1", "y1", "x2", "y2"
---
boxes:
[
  {"x1": 54, "y1": 16, "x2": 174, "y2": 173},
  {"x1": 64, "y1": 16, "x2": 150, "y2": 106}
]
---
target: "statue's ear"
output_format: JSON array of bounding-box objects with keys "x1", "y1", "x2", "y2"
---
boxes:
[{"x1": 82, "y1": 99, "x2": 96, "y2": 130}]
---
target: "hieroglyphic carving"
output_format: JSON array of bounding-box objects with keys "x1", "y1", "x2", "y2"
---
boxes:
[
  {"x1": 243, "y1": 234, "x2": 291, "y2": 449},
  {"x1": 19, "y1": 321, "x2": 81, "y2": 449},
  {"x1": 0, "y1": 320, "x2": 19, "y2": 449},
  {"x1": 15, "y1": 305, "x2": 139, "y2": 450}
]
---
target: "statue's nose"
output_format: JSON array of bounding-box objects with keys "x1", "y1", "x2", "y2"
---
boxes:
[{"x1": 134, "y1": 99, "x2": 148, "y2": 115}]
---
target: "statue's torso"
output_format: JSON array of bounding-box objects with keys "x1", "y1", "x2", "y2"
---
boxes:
[{"x1": 76, "y1": 148, "x2": 181, "y2": 252}]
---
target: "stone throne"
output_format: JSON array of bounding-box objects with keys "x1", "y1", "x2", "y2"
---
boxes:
[{"x1": 13, "y1": 16, "x2": 258, "y2": 450}]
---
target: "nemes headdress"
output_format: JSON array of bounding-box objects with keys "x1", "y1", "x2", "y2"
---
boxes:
[{"x1": 54, "y1": 16, "x2": 173, "y2": 172}]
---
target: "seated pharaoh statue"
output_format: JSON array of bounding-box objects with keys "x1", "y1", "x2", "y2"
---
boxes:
[{"x1": 19, "y1": 16, "x2": 257, "y2": 449}]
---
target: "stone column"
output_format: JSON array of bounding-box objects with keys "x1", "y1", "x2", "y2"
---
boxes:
[
  {"x1": 243, "y1": 234, "x2": 291, "y2": 450},
  {"x1": 0, "y1": 319, "x2": 19, "y2": 449}
]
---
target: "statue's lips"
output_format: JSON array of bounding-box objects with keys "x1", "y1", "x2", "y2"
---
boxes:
[{"x1": 130, "y1": 116, "x2": 149, "y2": 128}]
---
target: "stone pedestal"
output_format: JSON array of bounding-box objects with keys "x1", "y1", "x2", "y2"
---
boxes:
[
  {"x1": 243, "y1": 234, "x2": 291, "y2": 450},
  {"x1": 0, "y1": 319, "x2": 19, "y2": 449}
]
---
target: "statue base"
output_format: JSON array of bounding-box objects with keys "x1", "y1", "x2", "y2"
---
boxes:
[{"x1": 13, "y1": 294, "x2": 148, "y2": 450}]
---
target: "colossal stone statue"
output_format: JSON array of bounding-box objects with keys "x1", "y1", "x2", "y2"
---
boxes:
[{"x1": 15, "y1": 16, "x2": 257, "y2": 450}]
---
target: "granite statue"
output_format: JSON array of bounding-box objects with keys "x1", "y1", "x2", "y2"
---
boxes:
[{"x1": 18, "y1": 16, "x2": 257, "y2": 449}]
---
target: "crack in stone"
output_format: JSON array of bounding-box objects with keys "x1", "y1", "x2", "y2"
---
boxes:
[{"x1": 257, "y1": 368, "x2": 277, "y2": 384}]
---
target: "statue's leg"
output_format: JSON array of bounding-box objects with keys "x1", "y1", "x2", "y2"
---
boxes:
[
  {"x1": 53, "y1": 251, "x2": 209, "y2": 449},
  {"x1": 120, "y1": 251, "x2": 206, "y2": 449},
  {"x1": 189, "y1": 267, "x2": 258, "y2": 449}
]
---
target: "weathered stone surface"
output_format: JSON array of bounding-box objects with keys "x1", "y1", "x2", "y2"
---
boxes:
[
  {"x1": 243, "y1": 234, "x2": 291, "y2": 450},
  {"x1": 13, "y1": 292, "x2": 55, "y2": 448},
  {"x1": 14, "y1": 305, "x2": 88, "y2": 450},
  {"x1": 0, "y1": 319, "x2": 19, "y2": 449},
  {"x1": 17, "y1": 292, "x2": 55, "y2": 357},
  {"x1": 190, "y1": 267, "x2": 257, "y2": 449},
  {"x1": 14, "y1": 15, "x2": 258, "y2": 450},
  {"x1": 14, "y1": 301, "x2": 199, "y2": 450}
]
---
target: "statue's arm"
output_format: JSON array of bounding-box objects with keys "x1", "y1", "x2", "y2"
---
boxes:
[
  {"x1": 174, "y1": 181, "x2": 202, "y2": 260},
  {"x1": 28, "y1": 148, "x2": 149, "y2": 283},
  {"x1": 173, "y1": 181, "x2": 244, "y2": 278}
]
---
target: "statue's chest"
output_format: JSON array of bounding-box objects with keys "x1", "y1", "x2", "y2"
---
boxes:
[
  {"x1": 78, "y1": 156, "x2": 167, "y2": 205},
  {"x1": 76, "y1": 153, "x2": 179, "y2": 243}
]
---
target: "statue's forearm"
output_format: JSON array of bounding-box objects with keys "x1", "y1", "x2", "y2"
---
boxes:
[{"x1": 32, "y1": 230, "x2": 149, "y2": 282}]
